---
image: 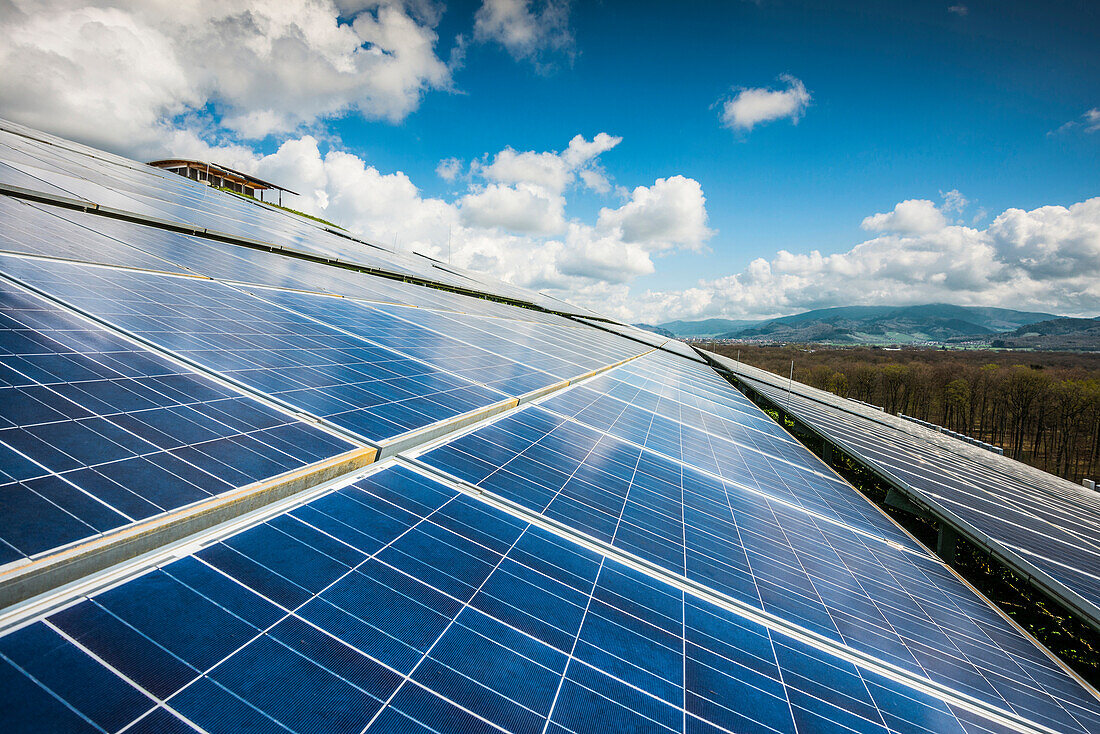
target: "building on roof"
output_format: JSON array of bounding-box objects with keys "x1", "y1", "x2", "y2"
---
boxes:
[{"x1": 147, "y1": 158, "x2": 298, "y2": 203}]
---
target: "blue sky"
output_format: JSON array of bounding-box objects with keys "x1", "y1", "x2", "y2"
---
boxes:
[{"x1": 2, "y1": 1, "x2": 1098, "y2": 321}]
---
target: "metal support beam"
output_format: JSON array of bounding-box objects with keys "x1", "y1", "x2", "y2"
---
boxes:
[
  {"x1": 937, "y1": 525, "x2": 960, "y2": 564},
  {"x1": 884, "y1": 488, "x2": 932, "y2": 521}
]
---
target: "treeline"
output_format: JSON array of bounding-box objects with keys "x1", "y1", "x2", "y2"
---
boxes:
[{"x1": 707, "y1": 345, "x2": 1100, "y2": 483}]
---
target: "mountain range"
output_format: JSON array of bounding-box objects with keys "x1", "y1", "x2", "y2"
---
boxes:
[{"x1": 636, "y1": 304, "x2": 1100, "y2": 348}]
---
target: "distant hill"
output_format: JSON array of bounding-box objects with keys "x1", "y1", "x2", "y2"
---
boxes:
[
  {"x1": 651, "y1": 304, "x2": 1061, "y2": 345},
  {"x1": 723, "y1": 304, "x2": 1057, "y2": 344},
  {"x1": 631, "y1": 323, "x2": 676, "y2": 338},
  {"x1": 991, "y1": 317, "x2": 1100, "y2": 350},
  {"x1": 650, "y1": 318, "x2": 760, "y2": 338}
]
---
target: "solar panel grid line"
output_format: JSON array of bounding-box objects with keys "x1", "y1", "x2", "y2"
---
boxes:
[
  {"x1": 411, "y1": 404, "x2": 1100, "y2": 732},
  {"x1": 518, "y1": 387, "x2": 930, "y2": 557},
  {"x1": 240, "y1": 284, "x2": 611, "y2": 389},
  {"x1": 232, "y1": 282, "x2": 652, "y2": 404},
  {"x1": 540, "y1": 372, "x2": 845, "y2": 492},
  {"x1": 355, "y1": 502, "x2": 535, "y2": 734},
  {"x1": 0, "y1": 255, "x2": 524, "y2": 445},
  {"x1": 0, "y1": 456, "x2": 424, "y2": 644},
  {"x1": 92, "y1": 467, "x2": 481, "y2": 731},
  {"x1": 395, "y1": 457, "x2": 1071, "y2": 734},
  {"x1": 0, "y1": 262, "x2": 372, "y2": 449},
  {"x1": 803, "y1": 407, "x2": 1100, "y2": 555},
  {"x1": 526, "y1": 356, "x2": 952, "y2": 552},
  {"x1": 731, "y1": 370, "x2": 1100, "y2": 634}
]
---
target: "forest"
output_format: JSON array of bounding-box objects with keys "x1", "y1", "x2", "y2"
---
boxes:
[{"x1": 705, "y1": 344, "x2": 1100, "y2": 484}]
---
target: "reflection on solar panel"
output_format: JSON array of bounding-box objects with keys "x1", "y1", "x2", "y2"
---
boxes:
[
  {"x1": 707, "y1": 351, "x2": 1100, "y2": 634},
  {"x1": 0, "y1": 276, "x2": 354, "y2": 564},
  {"x1": 2, "y1": 118, "x2": 1099, "y2": 734}
]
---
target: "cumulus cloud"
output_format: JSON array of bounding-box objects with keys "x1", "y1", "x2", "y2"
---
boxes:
[
  {"x1": 940, "y1": 189, "x2": 968, "y2": 214},
  {"x1": 436, "y1": 157, "x2": 462, "y2": 181},
  {"x1": 597, "y1": 177, "x2": 712, "y2": 251},
  {"x1": 861, "y1": 199, "x2": 947, "y2": 234},
  {"x1": 0, "y1": 0, "x2": 453, "y2": 156},
  {"x1": 473, "y1": 0, "x2": 573, "y2": 66},
  {"x1": 184, "y1": 131, "x2": 710, "y2": 300},
  {"x1": 458, "y1": 133, "x2": 622, "y2": 233},
  {"x1": 614, "y1": 197, "x2": 1100, "y2": 324},
  {"x1": 719, "y1": 75, "x2": 811, "y2": 132}
]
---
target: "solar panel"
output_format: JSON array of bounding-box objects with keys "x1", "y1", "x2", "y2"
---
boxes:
[
  {"x1": 0, "y1": 254, "x2": 516, "y2": 443},
  {"x1": 7, "y1": 197, "x2": 582, "y2": 328},
  {"x1": 2, "y1": 121, "x2": 1099, "y2": 734},
  {"x1": 0, "y1": 463, "x2": 1069, "y2": 734},
  {"x1": 0, "y1": 120, "x2": 590, "y2": 316},
  {"x1": 707, "y1": 352, "x2": 1100, "y2": 631},
  {"x1": 413, "y1": 400, "x2": 1100, "y2": 733},
  {"x1": 0, "y1": 275, "x2": 354, "y2": 564},
  {"x1": 576, "y1": 317, "x2": 707, "y2": 363}
]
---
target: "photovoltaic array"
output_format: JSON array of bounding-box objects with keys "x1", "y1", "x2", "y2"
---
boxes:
[
  {"x1": 707, "y1": 352, "x2": 1100, "y2": 638},
  {"x1": 1, "y1": 118, "x2": 1098, "y2": 734}
]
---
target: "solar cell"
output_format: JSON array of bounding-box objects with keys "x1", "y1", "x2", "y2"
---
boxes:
[
  {"x1": 709, "y1": 352, "x2": 1100, "y2": 630},
  {"x1": 0, "y1": 254, "x2": 511, "y2": 442},
  {"x1": 0, "y1": 121, "x2": 593, "y2": 316},
  {"x1": 0, "y1": 275, "x2": 353, "y2": 564},
  {"x1": 3, "y1": 121, "x2": 1100, "y2": 734},
  {"x1": 0, "y1": 463, "x2": 1060, "y2": 734},
  {"x1": 415, "y1": 402, "x2": 1100, "y2": 732}
]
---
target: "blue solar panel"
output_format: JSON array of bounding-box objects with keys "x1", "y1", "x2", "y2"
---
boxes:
[
  {"x1": 537, "y1": 355, "x2": 912, "y2": 544},
  {"x1": 0, "y1": 275, "x2": 353, "y2": 564},
  {"x1": 3, "y1": 122, "x2": 1100, "y2": 734},
  {"x1": 0, "y1": 196, "x2": 192, "y2": 274},
  {"x1": 713, "y1": 354, "x2": 1100, "y2": 629},
  {"x1": 14, "y1": 199, "x2": 587, "y2": 326},
  {"x1": 0, "y1": 123, "x2": 593, "y2": 316},
  {"x1": 416, "y1": 404, "x2": 1100, "y2": 732},
  {"x1": 0, "y1": 464, "x2": 1052, "y2": 734},
  {"x1": 0, "y1": 254, "x2": 511, "y2": 442}
]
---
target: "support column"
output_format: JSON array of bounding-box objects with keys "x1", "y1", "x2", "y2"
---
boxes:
[{"x1": 937, "y1": 524, "x2": 959, "y2": 564}]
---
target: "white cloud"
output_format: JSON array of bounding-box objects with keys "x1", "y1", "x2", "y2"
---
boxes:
[
  {"x1": 719, "y1": 75, "x2": 811, "y2": 132},
  {"x1": 188, "y1": 132, "x2": 711, "y2": 301},
  {"x1": 940, "y1": 189, "x2": 968, "y2": 214},
  {"x1": 0, "y1": 0, "x2": 453, "y2": 156},
  {"x1": 473, "y1": 0, "x2": 573, "y2": 65},
  {"x1": 948, "y1": 5, "x2": 969, "y2": 16},
  {"x1": 460, "y1": 183, "x2": 566, "y2": 234},
  {"x1": 614, "y1": 197, "x2": 1100, "y2": 324},
  {"x1": 436, "y1": 157, "x2": 462, "y2": 181},
  {"x1": 597, "y1": 176, "x2": 712, "y2": 251},
  {"x1": 1050, "y1": 108, "x2": 1100, "y2": 136},
  {"x1": 459, "y1": 133, "x2": 621, "y2": 233},
  {"x1": 861, "y1": 199, "x2": 947, "y2": 234}
]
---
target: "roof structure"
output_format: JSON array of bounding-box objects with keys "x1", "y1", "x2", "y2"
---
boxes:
[
  {"x1": 1, "y1": 118, "x2": 1099, "y2": 734},
  {"x1": 147, "y1": 159, "x2": 299, "y2": 196}
]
